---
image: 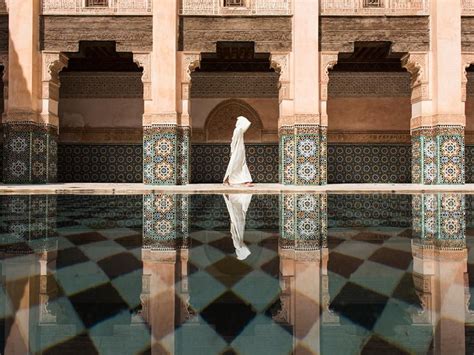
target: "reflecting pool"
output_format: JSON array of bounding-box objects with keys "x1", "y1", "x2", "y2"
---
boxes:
[{"x1": 0, "y1": 193, "x2": 472, "y2": 354}]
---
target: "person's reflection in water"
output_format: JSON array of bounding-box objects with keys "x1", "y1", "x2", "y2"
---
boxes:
[{"x1": 223, "y1": 194, "x2": 252, "y2": 260}]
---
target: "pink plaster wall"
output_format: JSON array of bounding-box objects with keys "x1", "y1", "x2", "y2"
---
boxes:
[
  {"x1": 327, "y1": 97, "x2": 411, "y2": 132},
  {"x1": 59, "y1": 98, "x2": 144, "y2": 128}
]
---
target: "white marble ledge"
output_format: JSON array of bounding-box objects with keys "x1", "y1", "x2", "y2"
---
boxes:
[{"x1": 1, "y1": 183, "x2": 474, "y2": 195}]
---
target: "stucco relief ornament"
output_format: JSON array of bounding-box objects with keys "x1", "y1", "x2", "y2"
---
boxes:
[
  {"x1": 182, "y1": 53, "x2": 201, "y2": 82},
  {"x1": 320, "y1": 53, "x2": 338, "y2": 101},
  {"x1": 401, "y1": 52, "x2": 429, "y2": 102},
  {"x1": 462, "y1": 54, "x2": 474, "y2": 101},
  {"x1": 43, "y1": 52, "x2": 68, "y2": 83}
]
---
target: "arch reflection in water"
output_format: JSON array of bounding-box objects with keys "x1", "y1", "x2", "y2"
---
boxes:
[{"x1": 0, "y1": 193, "x2": 472, "y2": 354}]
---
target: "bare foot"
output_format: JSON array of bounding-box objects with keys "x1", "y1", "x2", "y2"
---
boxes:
[{"x1": 244, "y1": 182, "x2": 254, "y2": 187}]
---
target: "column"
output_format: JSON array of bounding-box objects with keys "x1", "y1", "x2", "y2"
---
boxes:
[
  {"x1": 412, "y1": 193, "x2": 465, "y2": 249},
  {"x1": 142, "y1": 249, "x2": 177, "y2": 354},
  {"x1": 280, "y1": 0, "x2": 324, "y2": 185},
  {"x1": 143, "y1": 0, "x2": 188, "y2": 185},
  {"x1": 278, "y1": 247, "x2": 323, "y2": 353},
  {"x1": 404, "y1": 0, "x2": 465, "y2": 184},
  {"x1": 3, "y1": 0, "x2": 58, "y2": 184},
  {"x1": 411, "y1": 197, "x2": 468, "y2": 354},
  {"x1": 280, "y1": 193, "x2": 327, "y2": 250},
  {"x1": 143, "y1": 193, "x2": 189, "y2": 250}
]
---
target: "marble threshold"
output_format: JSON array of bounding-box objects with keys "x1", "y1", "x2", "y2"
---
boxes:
[{"x1": 1, "y1": 183, "x2": 474, "y2": 195}]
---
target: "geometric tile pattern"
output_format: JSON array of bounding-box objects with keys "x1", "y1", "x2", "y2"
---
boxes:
[
  {"x1": 143, "y1": 193, "x2": 189, "y2": 250},
  {"x1": 324, "y1": 227, "x2": 434, "y2": 355},
  {"x1": 2, "y1": 122, "x2": 58, "y2": 184},
  {"x1": 280, "y1": 193, "x2": 327, "y2": 249},
  {"x1": 0, "y1": 195, "x2": 57, "y2": 251},
  {"x1": 58, "y1": 144, "x2": 143, "y2": 183},
  {"x1": 328, "y1": 194, "x2": 412, "y2": 229},
  {"x1": 0, "y1": 193, "x2": 472, "y2": 354},
  {"x1": 0, "y1": 134, "x2": 3, "y2": 183},
  {"x1": 143, "y1": 124, "x2": 189, "y2": 185},
  {"x1": 412, "y1": 125, "x2": 464, "y2": 185},
  {"x1": 0, "y1": 196, "x2": 146, "y2": 354},
  {"x1": 189, "y1": 194, "x2": 279, "y2": 231},
  {"x1": 328, "y1": 144, "x2": 411, "y2": 183},
  {"x1": 464, "y1": 145, "x2": 474, "y2": 183},
  {"x1": 412, "y1": 193, "x2": 466, "y2": 249},
  {"x1": 280, "y1": 125, "x2": 327, "y2": 185},
  {"x1": 191, "y1": 144, "x2": 279, "y2": 183}
]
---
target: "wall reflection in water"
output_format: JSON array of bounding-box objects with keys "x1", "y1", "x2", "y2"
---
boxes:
[{"x1": 0, "y1": 193, "x2": 471, "y2": 354}]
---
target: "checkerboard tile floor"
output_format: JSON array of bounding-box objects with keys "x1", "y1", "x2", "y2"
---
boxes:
[{"x1": 0, "y1": 194, "x2": 471, "y2": 354}]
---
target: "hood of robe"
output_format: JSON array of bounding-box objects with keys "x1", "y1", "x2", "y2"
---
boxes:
[{"x1": 236, "y1": 116, "x2": 251, "y2": 133}]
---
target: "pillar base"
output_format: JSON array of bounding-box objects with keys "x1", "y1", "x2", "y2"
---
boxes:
[
  {"x1": 2, "y1": 122, "x2": 58, "y2": 184},
  {"x1": 412, "y1": 125, "x2": 464, "y2": 184},
  {"x1": 279, "y1": 125, "x2": 327, "y2": 185},
  {"x1": 143, "y1": 124, "x2": 190, "y2": 185}
]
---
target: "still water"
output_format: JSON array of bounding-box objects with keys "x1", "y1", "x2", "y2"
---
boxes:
[{"x1": 0, "y1": 193, "x2": 471, "y2": 354}]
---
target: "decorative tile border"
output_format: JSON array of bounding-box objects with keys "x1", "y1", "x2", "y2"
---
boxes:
[
  {"x1": 280, "y1": 125, "x2": 326, "y2": 186},
  {"x1": 463, "y1": 145, "x2": 474, "y2": 183},
  {"x1": 328, "y1": 144, "x2": 411, "y2": 183},
  {"x1": 143, "y1": 194, "x2": 188, "y2": 250},
  {"x1": 58, "y1": 144, "x2": 143, "y2": 183},
  {"x1": 0, "y1": 195, "x2": 57, "y2": 251},
  {"x1": 177, "y1": 127, "x2": 190, "y2": 185},
  {"x1": 412, "y1": 193, "x2": 465, "y2": 249},
  {"x1": 412, "y1": 126, "x2": 464, "y2": 185},
  {"x1": 2, "y1": 122, "x2": 58, "y2": 184},
  {"x1": 191, "y1": 144, "x2": 278, "y2": 183},
  {"x1": 280, "y1": 193, "x2": 327, "y2": 250},
  {"x1": 143, "y1": 125, "x2": 190, "y2": 185}
]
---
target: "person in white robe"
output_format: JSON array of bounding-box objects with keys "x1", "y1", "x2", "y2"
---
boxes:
[
  {"x1": 223, "y1": 116, "x2": 253, "y2": 186},
  {"x1": 223, "y1": 194, "x2": 252, "y2": 260}
]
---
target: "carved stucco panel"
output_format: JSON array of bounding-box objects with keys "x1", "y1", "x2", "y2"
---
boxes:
[
  {"x1": 401, "y1": 52, "x2": 430, "y2": 103},
  {"x1": 133, "y1": 52, "x2": 152, "y2": 101},
  {"x1": 270, "y1": 52, "x2": 290, "y2": 100},
  {"x1": 462, "y1": 53, "x2": 474, "y2": 102},
  {"x1": 320, "y1": 52, "x2": 338, "y2": 102}
]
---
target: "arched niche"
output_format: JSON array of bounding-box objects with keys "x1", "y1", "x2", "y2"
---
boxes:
[{"x1": 204, "y1": 99, "x2": 263, "y2": 143}]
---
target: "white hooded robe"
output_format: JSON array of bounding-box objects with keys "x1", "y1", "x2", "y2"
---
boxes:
[
  {"x1": 223, "y1": 194, "x2": 252, "y2": 260},
  {"x1": 223, "y1": 116, "x2": 253, "y2": 184}
]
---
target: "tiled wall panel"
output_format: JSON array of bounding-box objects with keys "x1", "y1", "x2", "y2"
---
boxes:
[
  {"x1": 328, "y1": 144, "x2": 411, "y2": 183},
  {"x1": 58, "y1": 144, "x2": 143, "y2": 183}
]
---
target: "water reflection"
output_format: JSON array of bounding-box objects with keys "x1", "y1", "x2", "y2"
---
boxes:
[
  {"x1": 0, "y1": 193, "x2": 471, "y2": 354},
  {"x1": 223, "y1": 194, "x2": 252, "y2": 260}
]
